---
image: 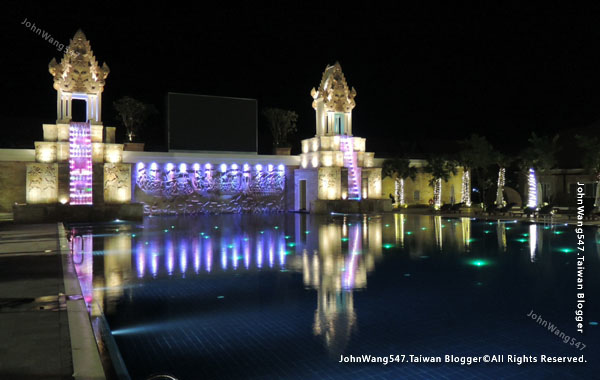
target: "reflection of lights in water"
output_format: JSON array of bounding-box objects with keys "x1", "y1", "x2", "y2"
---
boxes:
[
  {"x1": 257, "y1": 237, "x2": 263, "y2": 269},
  {"x1": 193, "y1": 238, "x2": 200, "y2": 274},
  {"x1": 232, "y1": 240, "x2": 238, "y2": 270},
  {"x1": 221, "y1": 243, "x2": 227, "y2": 270},
  {"x1": 497, "y1": 222, "x2": 507, "y2": 251},
  {"x1": 268, "y1": 238, "x2": 274, "y2": 268},
  {"x1": 179, "y1": 241, "x2": 187, "y2": 274},
  {"x1": 244, "y1": 237, "x2": 250, "y2": 270},
  {"x1": 279, "y1": 235, "x2": 286, "y2": 267},
  {"x1": 136, "y1": 241, "x2": 145, "y2": 278},
  {"x1": 205, "y1": 239, "x2": 212, "y2": 273},
  {"x1": 166, "y1": 239, "x2": 174, "y2": 275},
  {"x1": 529, "y1": 224, "x2": 537, "y2": 262},
  {"x1": 151, "y1": 253, "x2": 158, "y2": 277}
]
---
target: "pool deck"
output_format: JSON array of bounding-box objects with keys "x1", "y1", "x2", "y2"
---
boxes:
[{"x1": 0, "y1": 222, "x2": 105, "y2": 380}]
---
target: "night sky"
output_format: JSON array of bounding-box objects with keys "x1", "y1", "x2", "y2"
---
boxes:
[{"x1": 3, "y1": 3, "x2": 600, "y2": 158}]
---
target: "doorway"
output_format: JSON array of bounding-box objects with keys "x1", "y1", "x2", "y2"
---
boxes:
[{"x1": 71, "y1": 99, "x2": 87, "y2": 122}]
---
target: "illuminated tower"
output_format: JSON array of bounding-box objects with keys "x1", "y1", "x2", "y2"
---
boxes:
[
  {"x1": 295, "y1": 62, "x2": 384, "y2": 212},
  {"x1": 24, "y1": 30, "x2": 131, "y2": 207}
]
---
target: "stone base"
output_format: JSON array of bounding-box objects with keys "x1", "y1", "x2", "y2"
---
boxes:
[
  {"x1": 123, "y1": 143, "x2": 145, "y2": 151},
  {"x1": 13, "y1": 203, "x2": 144, "y2": 223},
  {"x1": 310, "y1": 199, "x2": 392, "y2": 214}
]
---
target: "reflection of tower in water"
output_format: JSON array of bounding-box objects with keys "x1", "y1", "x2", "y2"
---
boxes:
[{"x1": 304, "y1": 218, "x2": 382, "y2": 356}]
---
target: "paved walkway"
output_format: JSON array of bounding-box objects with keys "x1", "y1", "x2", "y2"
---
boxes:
[{"x1": 0, "y1": 223, "x2": 105, "y2": 380}]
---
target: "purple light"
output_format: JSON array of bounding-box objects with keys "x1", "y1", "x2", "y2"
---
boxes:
[
  {"x1": 193, "y1": 238, "x2": 201, "y2": 274},
  {"x1": 69, "y1": 122, "x2": 93, "y2": 205}
]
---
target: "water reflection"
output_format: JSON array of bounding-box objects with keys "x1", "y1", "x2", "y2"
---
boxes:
[{"x1": 69, "y1": 214, "x2": 574, "y2": 356}]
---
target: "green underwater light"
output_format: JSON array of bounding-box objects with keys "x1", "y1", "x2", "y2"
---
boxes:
[
  {"x1": 383, "y1": 243, "x2": 394, "y2": 249},
  {"x1": 516, "y1": 238, "x2": 528, "y2": 243},
  {"x1": 553, "y1": 231, "x2": 564, "y2": 235},
  {"x1": 558, "y1": 248, "x2": 574, "y2": 253},
  {"x1": 341, "y1": 237, "x2": 349, "y2": 242},
  {"x1": 469, "y1": 259, "x2": 489, "y2": 267},
  {"x1": 406, "y1": 231, "x2": 413, "y2": 235}
]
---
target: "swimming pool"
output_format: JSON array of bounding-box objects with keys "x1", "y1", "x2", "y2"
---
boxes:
[{"x1": 68, "y1": 214, "x2": 599, "y2": 379}]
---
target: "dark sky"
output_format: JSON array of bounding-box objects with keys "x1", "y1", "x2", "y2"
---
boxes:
[{"x1": 3, "y1": 3, "x2": 600, "y2": 156}]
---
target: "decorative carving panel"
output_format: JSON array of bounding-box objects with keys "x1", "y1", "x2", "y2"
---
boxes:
[
  {"x1": 134, "y1": 163, "x2": 286, "y2": 214},
  {"x1": 104, "y1": 163, "x2": 131, "y2": 204},
  {"x1": 26, "y1": 163, "x2": 58, "y2": 204}
]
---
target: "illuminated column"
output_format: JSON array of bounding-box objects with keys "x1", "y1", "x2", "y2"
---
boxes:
[
  {"x1": 434, "y1": 178, "x2": 442, "y2": 209},
  {"x1": 527, "y1": 168, "x2": 537, "y2": 208},
  {"x1": 460, "y1": 169, "x2": 471, "y2": 206},
  {"x1": 496, "y1": 167, "x2": 505, "y2": 206}
]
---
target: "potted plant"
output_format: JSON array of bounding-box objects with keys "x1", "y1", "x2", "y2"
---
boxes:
[
  {"x1": 113, "y1": 96, "x2": 156, "y2": 151},
  {"x1": 262, "y1": 107, "x2": 298, "y2": 155}
]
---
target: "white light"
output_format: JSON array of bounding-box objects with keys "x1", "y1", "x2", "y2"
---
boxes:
[
  {"x1": 137, "y1": 162, "x2": 145, "y2": 169},
  {"x1": 461, "y1": 170, "x2": 471, "y2": 207},
  {"x1": 179, "y1": 163, "x2": 187, "y2": 172},
  {"x1": 231, "y1": 163, "x2": 238, "y2": 170},
  {"x1": 243, "y1": 163, "x2": 250, "y2": 171},
  {"x1": 268, "y1": 164, "x2": 274, "y2": 172},
  {"x1": 150, "y1": 162, "x2": 158, "y2": 170},
  {"x1": 220, "y1": 163, "x2": 227, "y2": 173},
  {"x1": 205, "y1": 163, "x2": 212, "y2": 170},
  {"x1": 193, "y1": 163, "x2": 200, "y2": 171},
  {"x1": 278, "y1": 164, "x2": 285, "y2": 171},
  {"x1": 527, "y1": 168, "x2": 537, "y2": 208},
  {"x1": 311, "y1": 156, "x2": 319, "y2": 168},
  {"x1": 255, "y1": 164, "x2": 263, "y2": 171},
  {"x1": 166, "y1": 163, "x2": 174, "y2": 171}
]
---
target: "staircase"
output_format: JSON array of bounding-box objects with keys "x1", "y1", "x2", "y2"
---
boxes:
[{"x1": 341, "y1": 137, "x2": 361, "y2": 200}]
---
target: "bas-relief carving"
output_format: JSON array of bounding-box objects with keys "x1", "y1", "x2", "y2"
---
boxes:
[
  {"x1": 26, "y1": 163, "x2": 58, "y2": 203},
  {"x1": 104, "y1": 164, "x2": 131, "y2": 203},
  {"x1": 134, "y1": 166, "x2": 285, "y2": 214}
]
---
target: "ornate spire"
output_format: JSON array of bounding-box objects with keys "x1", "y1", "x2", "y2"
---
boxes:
[
  {"x1": 311, "y1": 62, "x2": 356, "y2": 113},
  {"x1": 48, "y1": 29, "x2": 109, "y2": 94}
]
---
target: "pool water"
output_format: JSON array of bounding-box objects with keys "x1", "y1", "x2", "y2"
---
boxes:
[{"x1": 69, "y1": 214, "x2": 600, "y2": 379}]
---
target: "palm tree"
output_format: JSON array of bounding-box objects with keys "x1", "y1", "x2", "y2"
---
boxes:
[
  {"x1": 382, "y1": 158, "x2": 418, "y2": 206},
  {"x1": 424, "y1": 156, "x2": 458, "y2": 209},
  {"x1": 494, "y1": 152, "x2": 513, "y2": 207},
  {"x1": 519, "y1": 133, "x2": 560, "y2": 208},
  {"x1": 458, "y1": 134, "x2": 496, "y2": 206},
  {"x1": 575, "y1": 135, "x2": 600, "y2": 207}
]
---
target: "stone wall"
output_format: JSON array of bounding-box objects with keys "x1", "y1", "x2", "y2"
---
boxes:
[{"x1": 0, "y1": 162, "x2": 27, "y2": 212}]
